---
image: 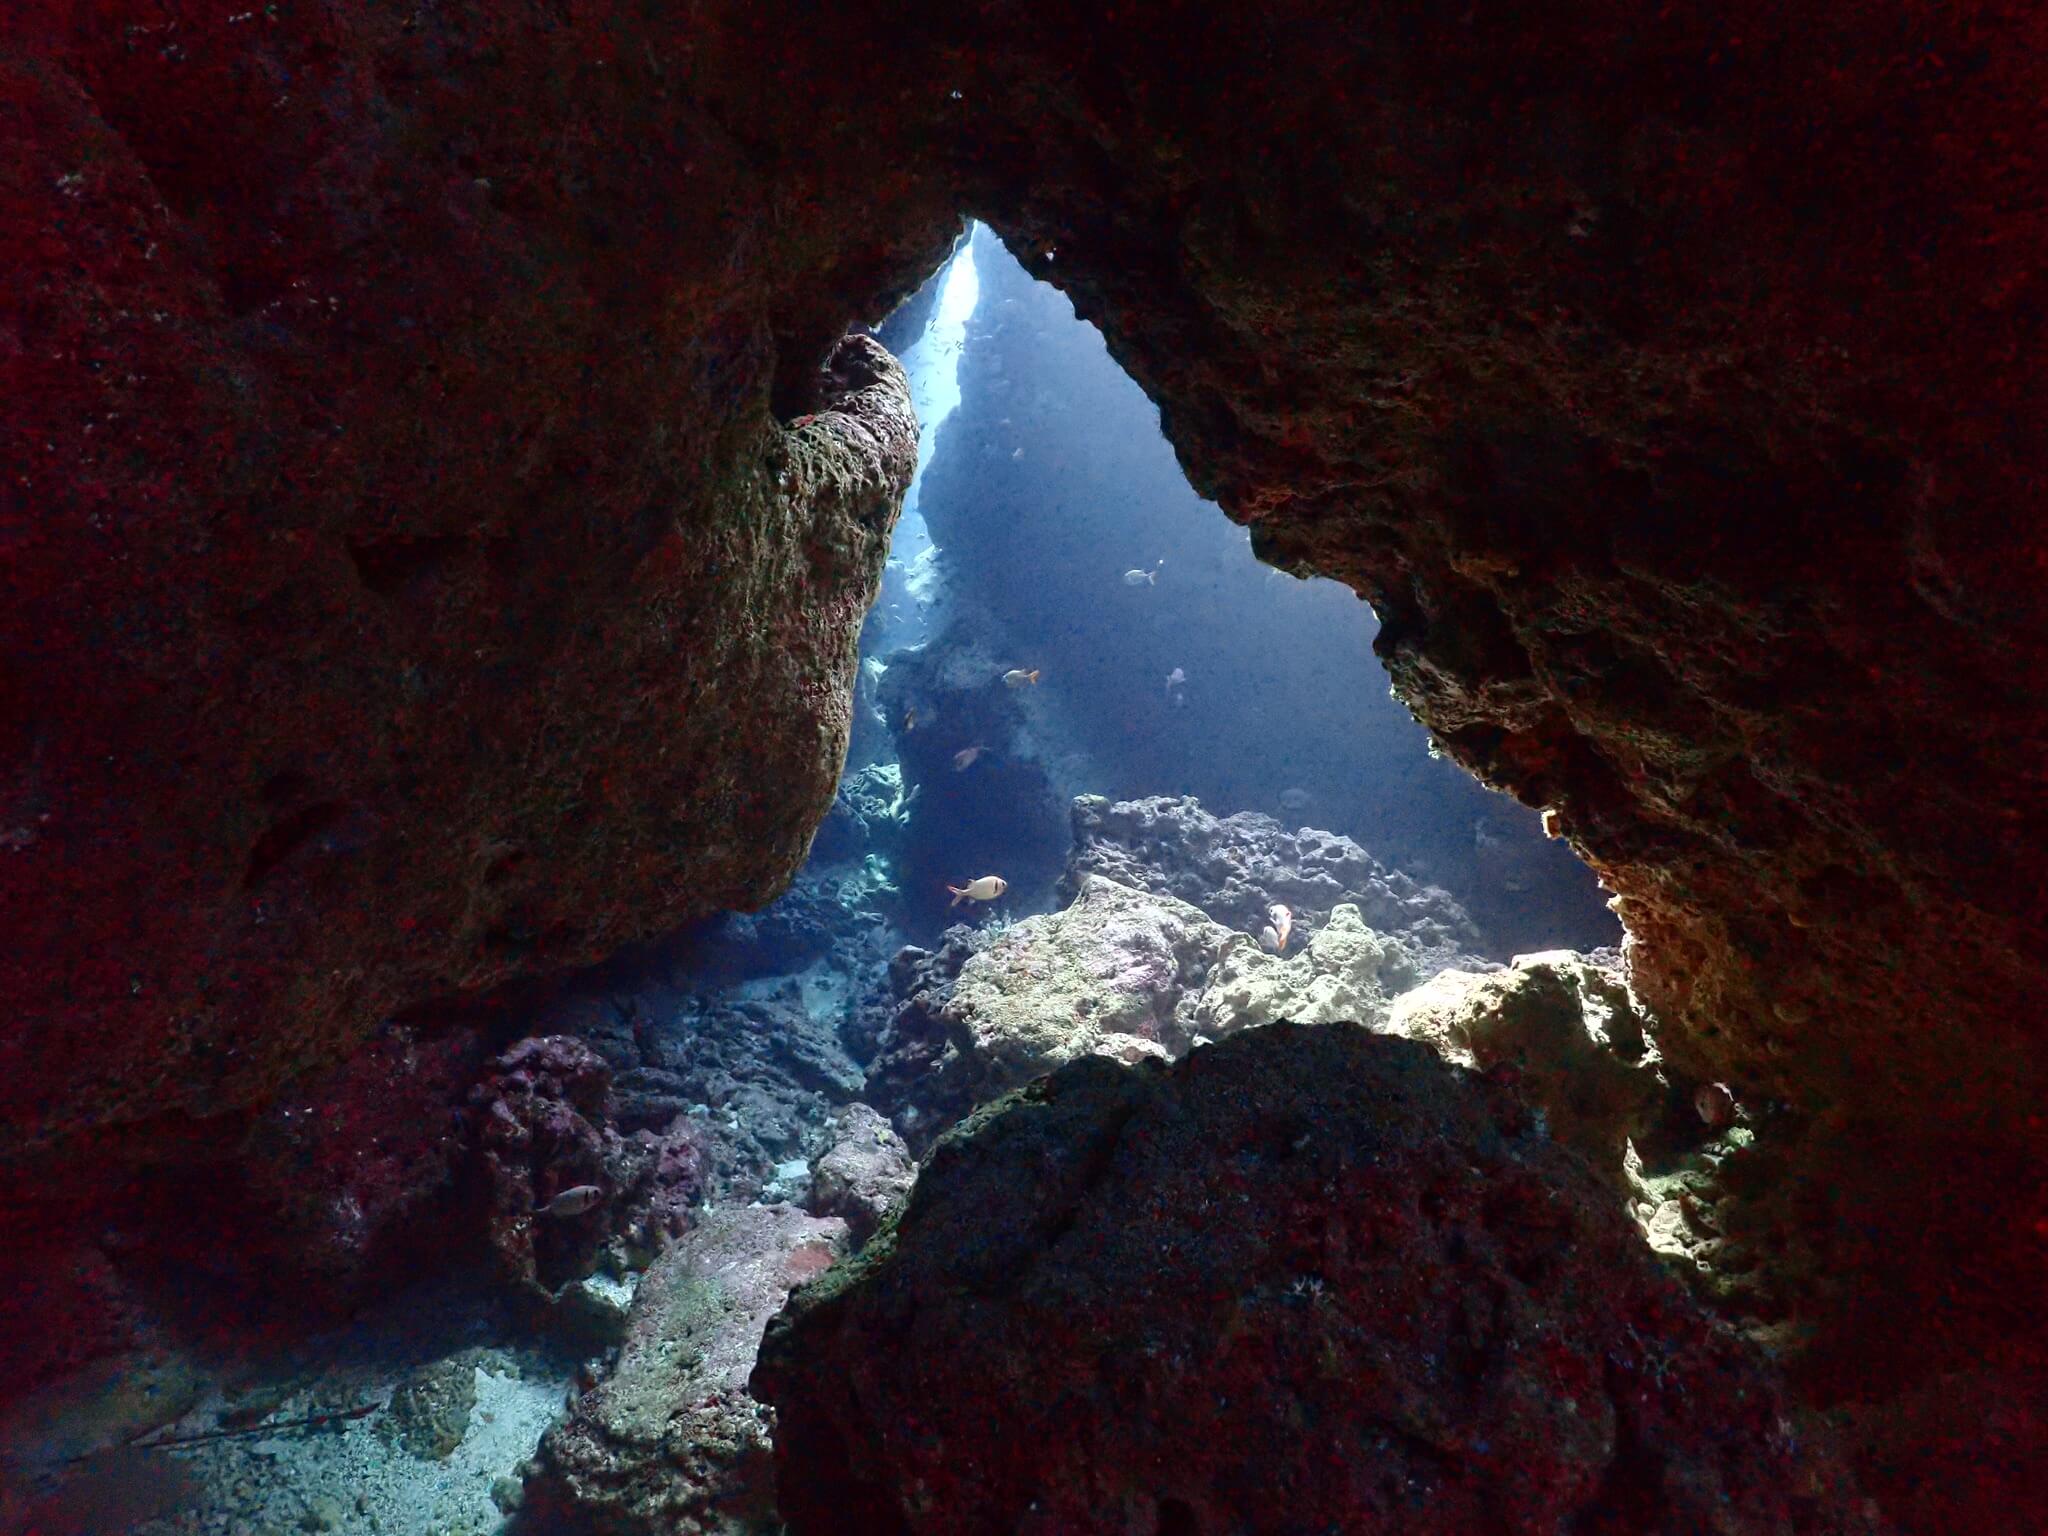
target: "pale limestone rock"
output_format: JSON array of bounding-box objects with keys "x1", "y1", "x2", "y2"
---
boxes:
[
  {"x1": 1185, "y1": 903, "x2": 1423, "y2": 1039},
  {"x1": 524, "y1": 1205, "x2": 848, "y2": 1534},
  {"x1": 939, "y1": 876, "x2": 1233, "y2": 1090},
  {"x1": 1384, "y1": 951, "x2": 1662, "y2": 1173}
]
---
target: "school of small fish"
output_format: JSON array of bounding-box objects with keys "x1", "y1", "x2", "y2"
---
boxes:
[{"x1": 948, "y1": 874, "x2": 1008, "y2": 907}]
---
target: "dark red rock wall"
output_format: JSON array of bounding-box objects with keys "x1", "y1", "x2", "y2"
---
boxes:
[
  {"x1": 933, "y1": 4, "x2": 2048, "y2": 1145},
  {"x1": 1, "y1": 6, "x2": 950, "y2": 1177},
  {"x1": 5, "y1": 0, "x2": 2045, "y2": 1427}
]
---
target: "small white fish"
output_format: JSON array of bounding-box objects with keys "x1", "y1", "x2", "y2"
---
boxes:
[
  {"x1": 952, "y1": 745, "x2": 987, "y2": 771},
  {"x1": 1003, "y1": 669, "x2": 1040, "y2": 689},
  {"x1": 1165, "y1": 667, "x2": 1186, "y2": 695},
  {"x1": 947, "y1": 875, "x2": 1008, "y2": 907},
  {"x1": 1122, "y1": 568, "x2": 1157, "y2": 587},
  {"x1": 537, "y1": 1184, "x2": 604, "y2": 1219},
  {"x1": 1268, "y1": 904, "x2": 1293, "y2": 952}
]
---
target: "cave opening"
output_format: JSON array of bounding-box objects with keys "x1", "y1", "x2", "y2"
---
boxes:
[{"x1": 838, "y1": 221, "x2": 1618, "y2": 960}]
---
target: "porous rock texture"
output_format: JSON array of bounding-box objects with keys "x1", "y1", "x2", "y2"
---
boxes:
[
  {"x1": 7, "y1": 2, "x2": 2046, "y2": 1520},
  {"x1": 1386, "y1": 951, "x2": 1670, "y2": 1179},
  {"x1": 3, "y1": 11, "x2": 927, "y2": 1178},
  {"x1": 754, "y1": 1024, "x2": 1877, "y2": 1536},
  {"x1": 524, "y1": 1204, "x2": 848, "y2": 1536},
  {"x1": 805, "y1": 1103, "x2": 916, "y2": 1247},
  {"x1": 471, "y1": 1035, "x2": 709, "y2": 1296},
  {"x1": 940, "y1": 874, "x2": 1234, "y2": 1084},
  {"x1": 1068, "y1": 795, "x2": 1484, "y2": 968}
]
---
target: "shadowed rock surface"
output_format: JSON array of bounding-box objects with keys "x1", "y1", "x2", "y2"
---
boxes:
[
  {"x1": 6, "y1": 4, "x2": 2046, "y2": 1524},
  {"x1": 755, "y1": 1024, "x2": 1877, "y2": 1536},
  {"x1": 1387, "y1": 952, "x2": 1669, "y2": 1178}
]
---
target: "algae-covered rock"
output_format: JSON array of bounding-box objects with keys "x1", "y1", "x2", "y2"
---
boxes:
[
  {"x1": 524, "y1": 1204, "x2": 848, "y2": 1534},
  {"x1": 1385, "y1": 950, "x2": 1664, "y2": 1174},
  {"x1": 1064, "y1": 794, "x2": 1484, "y2": 969},
  {"x1": 939, "y1": 875, "x2": 1237, "y2": 1089},
  {"x1": 1184, "y1": 901, "x2": 1424, "y2": 1038}
]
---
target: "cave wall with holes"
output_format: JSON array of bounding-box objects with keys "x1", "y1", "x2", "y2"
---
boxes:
[{"x1": 5, "y1": 0, "x2": 2044, "y2": 1488}]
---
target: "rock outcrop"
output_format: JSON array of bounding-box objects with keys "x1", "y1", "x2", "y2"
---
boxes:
[
  {"x1": 525, "y1": 1205, "x2": 848, "y2": 1535},
  {"x1": 1066, "y1": 794, "x2": 1484, "y2": 969},
  {"x1": 6, "y1": 6, "x2": 2044, "y2": 1524},
  {"x1": 938, "y1": 875, "x2": 1236, "y2": 1086},
  {"x1": 1187, "y1": 901, "x2": 1435, "y2": 1039},
  {"x1": 1386, "y1": 952, "x2": 1671, "y2": 1179},
  {"x1": 755, "y1": 1024, "x2": 1877, "y2": 1536},
  {"x1": 874, "y1": 614, "x2": 1073, "y2": 925},
  {"x1": 470, "y1": 1036, "x2": 708, "y2": 1296},
  {"x1": 805, "y1": 1105, "x2": 916, "y2": 1247}
]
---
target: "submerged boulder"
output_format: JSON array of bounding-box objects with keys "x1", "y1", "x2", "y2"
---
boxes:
[
  {"x1": 805, "y1": 1105, "x2": 916, "y2": 1247},
  {"x1": 471, "y1": 1036, "x2": 710, "y2": 1295},
  {"x1": 939, "y1": 875, "x2": 1240, "y2": 1088},
  {"x1": 755, "y1": 1024, "x2": 1875, "y2": 1536},
  {"x1": 1184, "y1": 900, "x2": 1429, "y2": 1038},
  {"x1": 1386, "y1": 951, "x2": 1669, "y2": 1177},
  {"x1": 525, "y1": 1205, "x2": 848, "y2": 1535}
]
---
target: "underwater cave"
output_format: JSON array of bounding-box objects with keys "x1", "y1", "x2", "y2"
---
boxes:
[{"x1": 3, "y1": 5, "x2": 2045, "y2": 1534}]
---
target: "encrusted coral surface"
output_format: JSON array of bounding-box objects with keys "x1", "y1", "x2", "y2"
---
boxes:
[
  {"x1": 3, "y1": 0, "x2": 933, "y2": 1175},
  {"x1": 756, "y1": 1025, "x2": 1878, "y2": 1535}
]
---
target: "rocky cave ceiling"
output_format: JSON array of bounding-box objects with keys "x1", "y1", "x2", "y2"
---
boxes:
[{"x1": 3, "y1": 0, "x2": 2044, "y2": 1437}]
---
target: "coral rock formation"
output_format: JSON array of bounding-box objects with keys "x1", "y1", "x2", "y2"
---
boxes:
[
  {"x1": 1387, "y1": 952, "x2": 1669, "y2": 1177},
  {"x1": 806, "y1": 1104, "x2": 916, "y2": 1247},
  {"x1": 756, "y1": 1024, "x2": 1876, "y2": 1536},
  {"x1": 525, "y1": 1204, "x2": 849, "y2": 1535},
  {"x1": 471, "y1": 1036, "x2": 708, "y2": 1295},
  {"x1": 1066, "y1": 794, "x2": 1483, "y2": 968},
  {"x1": 939, "y1": 875, "x2": 1232, "y2": 1085}
]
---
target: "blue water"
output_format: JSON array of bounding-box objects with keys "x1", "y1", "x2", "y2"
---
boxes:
[{"x1": 846, "y1": 224, "x2": 1614, "y2": 955}]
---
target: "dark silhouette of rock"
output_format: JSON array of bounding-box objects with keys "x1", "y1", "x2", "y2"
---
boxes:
[
  {"x1": 239, "y1": 1025, "x2": 486, "y2": 1296},
  {"x1": 755, "y1": 1024, "x2": 1877, "y2": 1536}
]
